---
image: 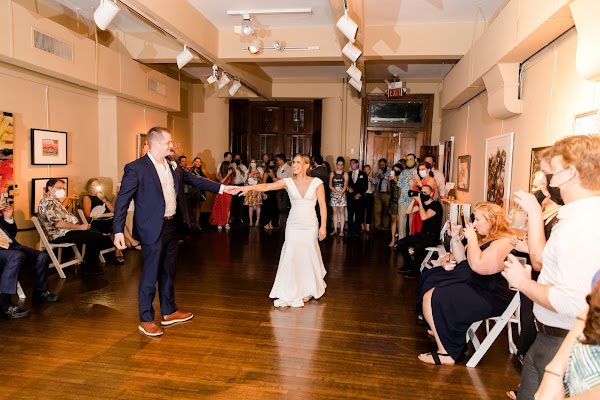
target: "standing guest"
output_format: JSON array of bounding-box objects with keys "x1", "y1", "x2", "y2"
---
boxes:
[
  {"x1": 0, "y1": 204, "x2": 58, "y2": 319},
  {"x1": 502, "y1": 135, "x2": 600, "y2": 399},
  {"x1": 178, "y1": 156, "x2": 188, "y2": 169},
  {"x1": 258, "y1": 153, "x2": 271, "y2": 175},
  {"x1": 362, "y1": 165, "x2": 375, "y2": 233},
  {"x1": 38, "y1": 179, "x2": 112, "y2": 276},
  {"x1": 396, "y1": 185, "x2": 443, "y2": 278},
  {"x1": 329, "y1": 156, "x2": 349, "y2": 236},
  {"x1": 113, "y1": 126, "x2": 238, "y2": 337},
  {"x1": 388, "y1": 163, "x2": 402, "y2": 247},
  {"x1": 261, "y1": 160, "x2": 278, "y2": 230},
  {"x1": 209, "y1": 162, "x2": 235, "y2": 231},
  {"x1": 216, "y1": 151, "x2": 233, "y2": 175},
  {"x1": 244, "y1": 159, "x2": 263, "y2": 227},
  {"x1": 398, "y1": 153, "x2": 419, "y2": 239},
  {"x1": 189, "y1": 157, "x2": 209, "y2": 229},
  {"x1": 410, "y1": 162, "x2": 437, "y2": 235},
  {"x1": 347, "y1": 158, "x2": 368, "y2": 237},
  {"x1": 424, "y1": 155, "x2": 447, "y2": 200},
  {"x1": 178, "y1": 155, "x2": 199, "y2": 232},
  {"x1": 373, "y1": 158, "x2": 391, "y2": 231},
  {"x1": 230, "y1": 153, "x2": 248, "y2": 224},
  {"x1": 311, "y1": 155, "x2": 330, "y2": 226},
  {"x1": 273, "y1": 153, "x2": 292, "y2": 228},
  {"x1": 82, "y1": 178, "x2": 141, "y2": 264}
]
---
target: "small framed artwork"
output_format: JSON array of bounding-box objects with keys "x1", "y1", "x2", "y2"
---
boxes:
[
  {"x1": 573, "y1": 110, "x2": 599, "y2": 135},
  {"x1": 484, "y1": 132, "x2": 515, "y2": 213},
  {"x1": 31, "y1": 177, "x2": 68, "y2": 215},
  {"x1": 31, "y1": 129, "x2": 67, "y2": 165},
  {"x1": 457, "y1": 155, "x2": 471, "y2": 192},
  {"x1": 442, "y1": 137, "x2": 454, "y2": 182},
  {"x1": 136, "y1": 133, "x2": 148, "y2": 159},
  {"x1": 529, "y1": 146, "x2": 551, "y2": 191}
]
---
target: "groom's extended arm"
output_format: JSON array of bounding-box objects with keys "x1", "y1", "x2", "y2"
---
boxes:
[
  {"x1": 182, "y1": 168, "x2": 223, "y2": 194},
  {"x1": 113, "y1": 164, "x2": 138, "y2": 235}
]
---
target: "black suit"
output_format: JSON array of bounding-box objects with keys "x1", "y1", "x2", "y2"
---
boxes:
[
  {"x1": 113, "y1": 154, "x2": 221, "y2": 322},
  {"x1": 0, "y1": 217, "x2": 50, "y2": 297},
  {"x1": 347, "y1": 170, "x2": 368, "y2": 235}
]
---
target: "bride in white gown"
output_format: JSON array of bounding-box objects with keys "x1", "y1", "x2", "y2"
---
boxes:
[{"x1": 238, "y1": 154, "x2": 328, "y2": 307}]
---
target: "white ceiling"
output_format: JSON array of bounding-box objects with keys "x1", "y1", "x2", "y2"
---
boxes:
[
  {"x1": 365, "y1": 61, "x2": 455, "y2": 81},
  {"x1": 365, "y1": 0, "x2": 509, "y2": 25},
  {"x1": 259, "y1": 62, "x2": 347, "y2": 79},
  {"x1": 186, "y1": 0, "x2": 334, "y2": 29}
]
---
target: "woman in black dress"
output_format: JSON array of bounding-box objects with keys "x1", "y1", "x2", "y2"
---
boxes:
[
  {"x1": 82, "y1": 178, "x2": 141, "y2": 263},
  {"x1": 418, "y1": 202, "x2": 515, "y2": 365},
  {"x1": 189, "y1": 157, "x2": 209, "y2": 229},
  {"x1": 260, "y1": 161, "x2": 279, "y2": 230}
]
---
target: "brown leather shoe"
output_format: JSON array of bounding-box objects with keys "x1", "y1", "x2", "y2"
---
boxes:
[
  {"x1": 161, "y1": 310, "x2": 193, "y2": 326},
  {"x1": 138, "y1": 321, "x2": 163, "y2": 337}
]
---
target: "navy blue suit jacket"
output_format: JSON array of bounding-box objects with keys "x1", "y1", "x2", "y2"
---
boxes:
[
  {"x1": 113, "y1": 154, "x2": 221, "y2": 245},
  {"x1": 0, "y1": 217, "x2": 18, "y2": 244}
]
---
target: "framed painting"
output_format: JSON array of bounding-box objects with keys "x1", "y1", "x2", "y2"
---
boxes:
[
  {"x1": 484, "y1": 132, "x2": 514, "y2": 213},
  {"x1": 457, "y1": 155, "x2": 471, "y2": 192},
  {"x1": 529, "y1": 146, "x2": 551, "y2": 192},
  {"x1": 0, "y1": 112, "x2": 14, "y2": 207},
  {"x1": 441, "y1": 137, "x2": 454, "y2": 182},
  {"x1": 573, "y1": 110, "x2": 599, "y2": 135},
  {"x1": 31, "y1": 177, "x2": 68, "y2": 215},
  {"x1": 31, "y1": 129, "x2": 67, "y2": 165}
]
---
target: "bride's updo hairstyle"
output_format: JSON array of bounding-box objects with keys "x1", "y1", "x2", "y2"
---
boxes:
[{"x1": 293, "y1": 153, "x2": 312, "y2": 177}]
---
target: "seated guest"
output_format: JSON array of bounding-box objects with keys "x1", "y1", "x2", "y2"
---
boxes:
[
  {"x1": 396, "y1": 185, "x2": 443, "y2": 278},
  {"x1": 409, "y1": 162, "x2": 437, "y2": 235},
  {"x1": 0, "y1": 204, "x2": 58, "y2": 319},
  {"x1": 82, "y1": 178, "x2": 141, "y2": 264},
  {"x1": 418, "y1": 202, "x2": 515, "y2": 365},
  {"x1": 38, "y1": 179, "x2": 112, "y2": 276}
]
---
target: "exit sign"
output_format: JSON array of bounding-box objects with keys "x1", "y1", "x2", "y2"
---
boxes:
[{"x1": 387, "y1": 88, "x2": 404, "y2": 98}]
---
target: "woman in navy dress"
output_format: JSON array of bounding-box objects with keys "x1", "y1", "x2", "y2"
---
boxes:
[{"x1": 418, "y1": 202, "x2": 516, "y2": 365}]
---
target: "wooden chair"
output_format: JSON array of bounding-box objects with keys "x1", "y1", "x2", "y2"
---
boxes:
[
  {"x1": 31, "y1": 216, "x2": 83, "y2": 279},
  {"x1": 77, "y1": 209, "x2": 115, "y2": 263},
  {"x1": 465, "y1": 292, "x2": 521, "y2": 368}
]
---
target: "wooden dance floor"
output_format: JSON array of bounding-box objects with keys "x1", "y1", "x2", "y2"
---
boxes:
[{"x1": 1, "y1": 227, "x2": 520, "y2": 399}]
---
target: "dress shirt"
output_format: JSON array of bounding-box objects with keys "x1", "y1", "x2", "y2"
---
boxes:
[
  {"x1": 534, "y1": 196, "x2": 600, "y2": 330},
  {"x1": 38, "y1": 193, "x2": 80, "y2": 241},
  {"x1": 277, "y1": 163, "x2": 292, "y2": 179},
  {"x1": 398, "y1": 168, "x2": 417, "y2": 205},
  {"x1": 373, "y1": 168, "x2": 391, "y2": 192},
  {"x1": 366, "y1": 175, "x2": 374, "y2": 194},
  {"x1": 351, "y1": 170, "x2": 359, "y2": 183},
  {"x1": 147, "y1": 151, "x2": 177, "y2": 217},
  {"x1": 0, "y1": 219, "x2": 13, "y2": 246},
  {"x1": 233, "y1": 163, "x2": 248, "y2": 185},
  {"x1": 431, "y1": 168, "x2": 447, "y2": 199}
]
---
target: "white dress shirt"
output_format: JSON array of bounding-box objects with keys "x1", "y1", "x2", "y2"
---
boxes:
[
  {"x1": 534, "y1": 196, "x2": 600, "y2": 329},
  {"x1": 147, "y1": 152, "x2": 178, "y2": 217},
  {"x1": 233, "y1": 163, "x2": 248, "y2": 185},
  {"x1": 352, "y1": 170, "x2": 359, "y2": 183},
  {"x1": 431, "y1": 168, "x2": 446, "y2": 199},
  {"x1": 277, "y1": 163, "x2": 292, "y2": 179}
]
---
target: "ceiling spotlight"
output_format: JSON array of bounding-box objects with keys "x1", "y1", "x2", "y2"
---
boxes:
[
  {"x1": 349, "y1": 77, "x2": 362, "y2": 92},
  {"x1": 234, "y1": 14, "x2": 255, "y2": 36},
  {"x1": 207, "y1": 65, "x2": 218, "y2": 84},
  {"x1": 342, "y1": 42, "x2": 362, "y2": 62},
  {"x1": 273, "y1": 40, "x2": 284, "y2": 51},
  {"x1": 346, "y1": 63, "x2": 362, "y2": 82},
  {"x1": 176, "y1": 45, "x2": 193, "y2": 70},
  {"x1": 248, "y1": 39, "x2": 262, "y2": 54},
  {"x1": 229, "y1": 80, "x2": 242, "y2": 96},
  {"x1": 336, "y1": 11, "x2": 358, "y2": 43},
  {"x1": 218, "y1": 73, "x2": 231, "y2": 89},
  {"x1": 94, "y1": 0, "x2": 120, "y2": 31}
]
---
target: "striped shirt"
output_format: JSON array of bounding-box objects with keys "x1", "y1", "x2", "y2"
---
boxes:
[{"x1": 564, "y1": 338, "x2": 600, "y2": 396}]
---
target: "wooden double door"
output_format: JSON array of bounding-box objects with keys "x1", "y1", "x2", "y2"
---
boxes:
[{"x1": 364, "y1": 131, "x2": 424, "y2": 170}]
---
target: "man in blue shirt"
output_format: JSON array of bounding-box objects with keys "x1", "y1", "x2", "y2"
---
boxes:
[{"x1": 373, "y1": 158, "x2": 391, "y2": 230}]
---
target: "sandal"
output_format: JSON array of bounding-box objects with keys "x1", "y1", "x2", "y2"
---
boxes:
[
  {"x1": 506, "y1": 390, "x2": 517, "y2": 400},
  {"x1": 131, "y1": 243, "x2": 142, "y2": 251},
  {"x1": 116, "y1": 256, "x2": 125, "y2": 265},
  {"x1": 418, "y1": 352, "x2": 454, "y2": 365}
]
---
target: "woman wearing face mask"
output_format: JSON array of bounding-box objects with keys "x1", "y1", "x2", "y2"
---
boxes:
[
  {"x1": 410, "y1": 162, "x2": 436, "y2": 235},
  {"x1": 388, "y1": 164, "x2": 403, "y2": 247},
  {"x1": 244, "y1": 159, "x2": 264, "y2": 227}
]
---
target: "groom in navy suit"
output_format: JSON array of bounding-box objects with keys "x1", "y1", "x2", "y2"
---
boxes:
[{"x1": 113, "y1": 126, "x2": 239, "y2": 337}]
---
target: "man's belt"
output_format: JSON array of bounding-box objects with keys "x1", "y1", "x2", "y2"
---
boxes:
[{"x1": 534, "y1": 319, "x2": 569, "y2": 338}]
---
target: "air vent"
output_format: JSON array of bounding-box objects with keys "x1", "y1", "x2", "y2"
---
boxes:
[
  {"x1": 147, "y1": 77, "x2": 166, "y2": 96},
  {"x1": 33, "y1": 30, "x2": 73, "y2": 62}
]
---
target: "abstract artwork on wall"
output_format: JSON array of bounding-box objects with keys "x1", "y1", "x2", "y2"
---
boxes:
[
  {"x1": 484, "y1": 132, "x2": 514, "y2": 213},
  {"x1": 31, "y1": 129, "x2": 67, "y2": 165},
  {"x1": 0, "y1": 112, "x2": 14, "y2": 207},
  {"x1": 441, "y1": 138, "x2": 454, "y2": 183},
  {"x1": 529, "y1": 146, "x2": 551, "y2": 192},
  {"x1": 32, "y1": 178, "x2": 68, "y2": 215},
  {"x1": 457, "y1": 155, "x2": 471, "y2": 192}
]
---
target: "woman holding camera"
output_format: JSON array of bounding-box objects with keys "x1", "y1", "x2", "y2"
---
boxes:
[
  {"x1": 82, "y1": 178, "x2": 141, "y2": 264},
  {"x1": 388, "y1": 163, "x2": 402, "y2": 247},
  {"x1": 410, "y1": 162, "x2": 437, "y2": 234},
  {"x1": 329, "y1": 156, "x2": 349, "y2": 236},
  {"x1": 209, "y1": 161, "x2": 235, "y2": 230}
]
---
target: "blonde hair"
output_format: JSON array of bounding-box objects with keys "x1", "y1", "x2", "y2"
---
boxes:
[
  {"x1": 473, "y1": 202, "x2": 513, "y2": 244},
  {"x1": 293, "y1": 154, "x2": 312, "y2": 177},
  {"x1": 550, "y1": 135, "x2": 600, "y2": 190}
]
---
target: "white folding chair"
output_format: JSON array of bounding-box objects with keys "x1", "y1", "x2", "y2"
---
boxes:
[
  {"x1": 420, "y1": 221, "x2": 450, "y2": 272},
  {"x1": 31, "y1": 216, "x2": 84, "y2": 279},
  {"x1": 465, "y1": 292, "x2": 521, "y2": 368},
  {"x1": 77, "y1": 209, "x2": 115, "y2": 263},
  {"x1": 0, "y1": 281, "x2": 25, "y2": 299}
]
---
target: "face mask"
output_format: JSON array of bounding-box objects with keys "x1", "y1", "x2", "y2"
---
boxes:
[
  {"x1": 547, "y1": 185, "x2": 564, "y2": 205},
  {"x1": 420, "y1": 193, "x2": 431, "y2": 202},
  {"x1": 406, "y1": 160, "x2": 416, "y2": 168},
  {"x1": 54, "y1": 189, "x2": 65, "y2": 199},
  {"x1": 250, "y1": 162, "x2": 256, "y2": 168},
  {"x1": 351, "y1": 163, "x2": 358, "y2": 170},
  {"x1": 419, "y1": 170, "x2": 427, "y2": 178},
  {"x1": 533, "y1": 190, "x2": 547, "y2": 205}
]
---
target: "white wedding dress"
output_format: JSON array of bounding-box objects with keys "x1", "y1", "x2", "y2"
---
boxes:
[{"x1": 270, "y1": 177, "x2": 327, "y2": 307}]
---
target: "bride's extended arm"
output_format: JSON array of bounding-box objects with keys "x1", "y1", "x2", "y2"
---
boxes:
[
  {"x1": 316, "y1": 183, "x2": 327, "y2": 241},
  {"x1": 238, "y1": 179, "x2": 286, "y2": 194}
]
